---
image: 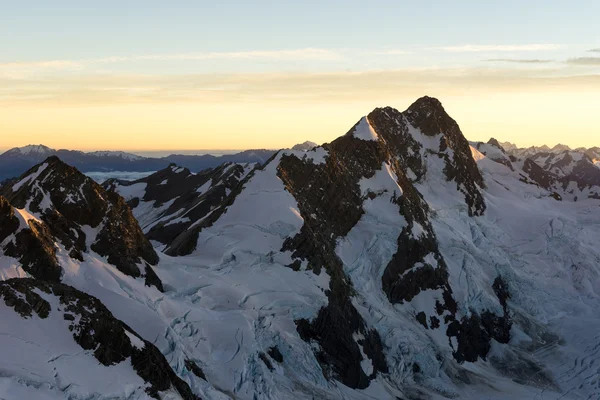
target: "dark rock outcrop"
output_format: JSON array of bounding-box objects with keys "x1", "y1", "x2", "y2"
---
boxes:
[
  {"x1": 521, "y1": 158, "x2": 557, "y2": 189},
  {"x1": 0, "y1": 278, "x2": 199, "y2": 399},
  {"x1": 105, "y1": 162, "x2": 256, "y2": 253},
  {"x1": 278, "y1": 134, "x2": 388, "y2": 389},
  {"x1": 1, "y1": 195, "x2": 63, "y2": 281},
  {"x1": 369, "y1": 99, "x2": 486, "y2": 216},
  {"x1": 268, "y1": 346, "x2": 284, "y2": 363},
  {"x1": 487, "y1": 138, "x2": 506, "y2": 152},
  {"x1": 403, "y1": 97, "x2": 486, "y2": 216},
  {"x1": 4, "y1": 220, "x2": 62, "y2": 282},
  {"x1": 0, "y1": 157, "x2": 161, "y2": 289},
  {"x1": 0, "y1": 196, "x2": 19, "y2": 244}
]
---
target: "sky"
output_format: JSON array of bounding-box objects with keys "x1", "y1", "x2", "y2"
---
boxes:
[{"x1": 1, "y1": 1, "x2": 599, "y2": 151}]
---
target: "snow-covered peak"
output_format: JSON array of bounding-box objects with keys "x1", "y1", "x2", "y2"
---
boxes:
[
  {"x1": 291, "y1": 141, "x2": 318, "y2": 152},
  {"x1": 1, "y1": 156, "x2": 160, "y2": 286},
  {"x1": 87, "y1": 150, "x2": 144, "y2": 161},
  {"x1": 506, "y1": 143, "x2": 596, "y2": 159},
  {"x1": 499, "y1": 141, "x2": 518, "y2": 151},
  {"x1": 551, "y1": 143, "x2": 571, "y2": 153},
  {"x1": 4, "y1": 144, "x2": 55, "y2": 156}
]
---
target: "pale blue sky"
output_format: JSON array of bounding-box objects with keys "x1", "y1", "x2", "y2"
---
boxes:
[
  {"x1": 2, "y1": 1, "x2": 598, "y2": 71},
  {"x1": 1, "y1": 1, "x2": 599, "y2": 150}
]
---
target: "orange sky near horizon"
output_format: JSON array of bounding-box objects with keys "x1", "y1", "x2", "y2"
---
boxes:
[
  {"x1": 2, "y1": 2, "x2": 600, "y2": 153},
  {"x1": 1, "y1": 78, "x2": 598, "y2": 152}
]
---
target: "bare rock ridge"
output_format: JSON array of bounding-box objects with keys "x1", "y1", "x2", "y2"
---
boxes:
[
  {"x1": 160, "y1": 96, "x2": 487, "y2": 258},
  {"x1": 372, "y1": 98, "x2": 486, "y2": 216},
  {"x1": 274, "y1": 97, "x2": 506, "y2": 387},
  {"x1": 104, "y1": 162, "x2": 255, "y2": 248},
  {"x1": 502, "y1": 143, "x2": 600, "y2": 197},
  {"x1": 0, "y1": 156, "x2": 161, "y2": 289}
]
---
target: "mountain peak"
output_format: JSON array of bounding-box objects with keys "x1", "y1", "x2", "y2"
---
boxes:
[
  {"x1": 410, "y1": 95, "x2": 444, "y2": 108},
  {"x1": 551, "y1": 143, "x2": 571, "y2": 153},
  {"x1": 406, "y1": 95, "x2": 446, "y2": 116},
  {"x1": 87, "y1": 150, "x2": 144, "y2": 161},
  {"x1": 363, "y1": 102, "x2": 486, "y2": 216},
  {"x1": 499, "y1": 141, "x2": 518, "y2": 151},
  {"x1": 487, "y1": 138, "x2": 506, "y2": 152},
  {"x1": 291, "y1": 141, "x2": 318, "y2": 152},
  {"x1": 1, "y1": 157, "x2": 160, "y2": 286},
  {"x1": 404, "y1": 96, "x2": 455, "y2": 137},
  {"x1": 4, "y1": 144, "x2": 55, "y2": 156}
]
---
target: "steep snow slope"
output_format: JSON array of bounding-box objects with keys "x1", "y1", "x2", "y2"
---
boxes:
[
  {"x1": 435, "y1": 145, "x2": 600, "y2": 398},
  {"x1": 0, "y1": 279, "x2": 197, "y2": 400}
]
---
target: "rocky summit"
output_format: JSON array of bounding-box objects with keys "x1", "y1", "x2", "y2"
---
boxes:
[
  {"x1": 0, "y1": 156, "x2": 161, "y2": 288},
  {"x1": 1, "y1": 96, "x2": 600, "y2": 399}
]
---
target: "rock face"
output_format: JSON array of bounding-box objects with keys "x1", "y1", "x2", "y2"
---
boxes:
[
  {"x1": 521, "y1": 158, "x2": 557, "y2": 189},
  {"x1": 164, "y1": 96, "x2": 501, "y2": 390},
  {"x1": 369, "y1": 100, "x2": 486, "y2": 216},
  {"x1": 277, "y1": 135, "x2": 389, "y2": 388},
  {"x1": 104, "y1": 162, "x2": 256, "y2": 249},
  {"x1": 503, "y1": 145, "x2": 600, "y2": 198},
  {"x1": 277, "y1": 99, "x2": 507, "y2": 377},
  {"x1": 0, "y1": 278, "x2": 198, "y2": 399},
  {"x1": 0, "y1": 156, "x2": 161, "y2": 289}
]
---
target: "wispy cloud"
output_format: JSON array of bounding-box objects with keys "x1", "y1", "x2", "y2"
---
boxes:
[
  {"x1": 485, "y1": 58, "x2": 553, "y2": 64},
  {"x1": 0, "y1": 48, "x2": 341, "y2": 70},
  {"x1": 567, "y1": 57, "x2": 600, "y2": 65},
  {"x1": 0, "y1": 48, "x2": 343, "y2": 78},
  {"x1": 442, "y1": 44, "x2": 561, "y2": 52},
  {"x1": 588, "y1": 48, "x2": 600, "y2": 53},
  {"x1": 94, "y1": 48, "x2": 342, "y2": 62},
  {"x1": 370, "y1": 50, "x2": 411, "y2": 56},
  {"x1": 2, "y1": 67, "x2": 598, "y2": 106},
  {"x1": 0, "y1": 60, "x2": 83, "y2": 69}
]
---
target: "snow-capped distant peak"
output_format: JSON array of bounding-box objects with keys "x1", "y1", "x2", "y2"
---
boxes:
[
  {"x1": 499, "y1": 141, "x2": 518, "y2": 151},
  {"x1": 291, "y1": 141, "x2": 318, "y2": 152},
  {"x1": 551, "y1": 143, "x2": 571, "y2": 153},
  {"x1": 87, "y1": 151, "x2": 144, "y2": 161},
  {"x1": 4, "y1": 144, "x2": 55, "y2": 156}
]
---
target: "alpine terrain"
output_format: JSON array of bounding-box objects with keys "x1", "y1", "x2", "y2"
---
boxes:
[
  {"x1": 0, "y1": 146, "x2": 276, "y2": 182},
  {"x1": 1, "y1": 96, "x2": 600, "y2": 399}
]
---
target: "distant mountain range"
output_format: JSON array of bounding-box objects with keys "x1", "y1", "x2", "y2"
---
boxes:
[
  {"x1": 0, "y1": 144, "x2": 278, "y2": 182},
  {"x1": 500, "y1": 141, "x2": 600, "y2": 160}
]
